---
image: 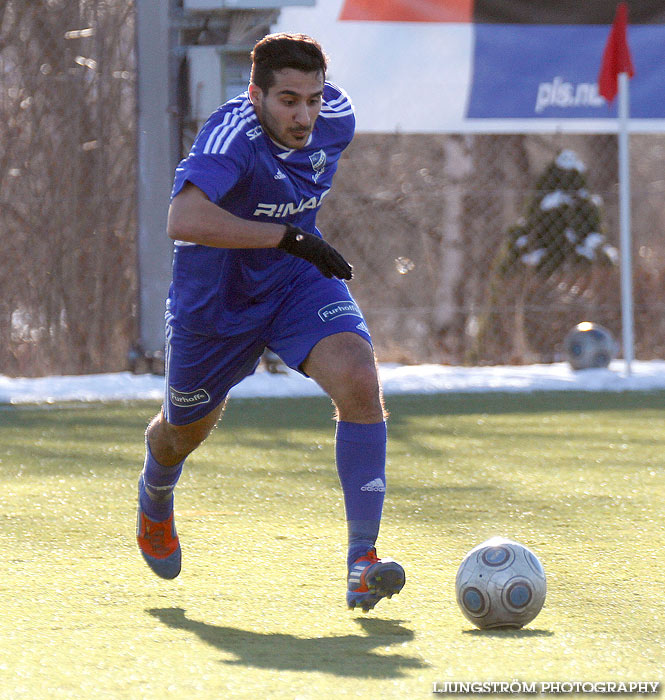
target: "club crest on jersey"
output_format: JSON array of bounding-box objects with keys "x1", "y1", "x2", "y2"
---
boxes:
[{"x1": 309, "y1": 149, "x2": 327, "y2": 182}]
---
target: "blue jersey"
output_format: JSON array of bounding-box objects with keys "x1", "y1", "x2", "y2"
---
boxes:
[{"x1": 167, "y1": 82, "x2": 355, "y2": 334}]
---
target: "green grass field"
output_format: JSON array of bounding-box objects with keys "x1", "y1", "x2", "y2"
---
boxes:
[{"x1": 1, "y1": 391, "x2": 664, "y2": 699}]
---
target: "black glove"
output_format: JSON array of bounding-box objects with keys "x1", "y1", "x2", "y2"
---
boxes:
[{"x1": 277, "y1": 224, "x2": 353, "y2": 280}]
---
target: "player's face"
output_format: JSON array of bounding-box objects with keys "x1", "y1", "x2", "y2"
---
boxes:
[{"x1": 250, "y1": 68, "x2": 324, "y2": 150}]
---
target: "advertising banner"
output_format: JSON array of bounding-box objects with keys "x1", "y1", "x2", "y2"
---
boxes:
[
  {"x1": 466, "y1": 1, "x2": 665, "y2": 121},
  {"x1": 274, "y1": 0, "x2": 665, "y2": 132}
]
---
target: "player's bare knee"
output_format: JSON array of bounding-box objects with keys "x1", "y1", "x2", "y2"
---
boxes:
[
  {"x1": 333, "y1": 362, "x2": 385, "y2": 422},
  {"x1": 171, "y1": 425, "x2": 208, "y2": 456},
  {"x1": 335, "y1": 395, "x2": 385, "y2": 423},
  {"x1": 147, "y1": 413, "x2": 209, "y2": 462}
]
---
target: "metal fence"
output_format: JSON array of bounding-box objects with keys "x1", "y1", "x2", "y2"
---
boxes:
[
  {"x1": 2, "y1": 1, "x2": 665, "y2": 376},
  {"x1": 321, "y1": 132, "x2": 665, "y2": 365}
]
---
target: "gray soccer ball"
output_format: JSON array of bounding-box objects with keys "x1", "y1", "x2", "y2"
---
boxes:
[
  {"x1": 564, "y1": 322, "x2": 617, "y2": 370},
  {"x1": 456, "y1": 537, "x2": 547, "y2": 629}
]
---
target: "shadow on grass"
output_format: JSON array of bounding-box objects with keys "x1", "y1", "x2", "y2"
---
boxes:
[
  {"x1": 462, "y1": 627, "x2": 553, "y2": 638},
  {"x1": 147, "y1": 607, "x2": 428, "y2": 678}
]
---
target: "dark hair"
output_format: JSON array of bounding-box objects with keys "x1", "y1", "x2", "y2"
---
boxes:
[{"x1": 250, "y1": 33, "x2": 327, "y2": 92}]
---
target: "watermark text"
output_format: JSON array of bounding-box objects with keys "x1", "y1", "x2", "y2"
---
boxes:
[{"x1": 432, "y1": 681, "x2": 661, "y2": 695}]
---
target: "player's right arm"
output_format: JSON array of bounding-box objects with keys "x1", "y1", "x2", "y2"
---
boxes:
[
  {"x1": 168, "y1": 182, "x2": 352, "y2": 280},
  {"x1": 167, "y1": 181, "x2": 285, "y2": 249}
]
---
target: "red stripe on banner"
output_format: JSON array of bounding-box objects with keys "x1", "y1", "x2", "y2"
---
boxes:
[
  {"x1": 339, "y1": 0, "x2": 473, "y2": 23},
  {"x1": 598, "y1": 2, "x2": 635, "y2": 102}
]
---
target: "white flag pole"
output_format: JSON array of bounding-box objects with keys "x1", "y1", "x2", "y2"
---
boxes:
[{"x1": 617, "y1": 71, "x2": 634, "y2": 376}]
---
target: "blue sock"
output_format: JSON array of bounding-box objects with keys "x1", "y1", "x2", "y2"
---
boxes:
[
  {"x1": 335, "y1": 420, "x2": 387, "y2": 568},
  {"x1": 139, "y1": 442, "x2": 184, "y2": 522}
]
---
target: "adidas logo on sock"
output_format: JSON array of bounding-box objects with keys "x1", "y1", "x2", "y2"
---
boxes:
[{"x1": 361, "y1": 478, "x2": 386, "y2": 492}]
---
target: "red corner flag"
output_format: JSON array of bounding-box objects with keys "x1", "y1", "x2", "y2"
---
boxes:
[{"x1": 598, "y1": 2, "x2": 635, "y2": 102}]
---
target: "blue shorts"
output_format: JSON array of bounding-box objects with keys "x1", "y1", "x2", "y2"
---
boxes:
[{"x1": 163, "y1": 270, "x2": 372, "y2": 425}]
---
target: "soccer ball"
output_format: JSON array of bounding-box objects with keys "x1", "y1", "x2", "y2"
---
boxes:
[
  {"x1": 455, "y1": 537, "x2": 547, "y2": 629},
  {"x1": 564, "y1": 322, "x2": 617, "y2": 370}
]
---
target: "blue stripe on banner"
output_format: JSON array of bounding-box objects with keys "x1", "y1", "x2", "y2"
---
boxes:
[{"x1": 467, "y1": 24, "x2": 665, "y2": 119}]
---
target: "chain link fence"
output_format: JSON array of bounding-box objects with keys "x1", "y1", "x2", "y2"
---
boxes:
[
  {"x1": 2, "y1": 1, "x2": 665, "y2": 376},
  {"x1": 322, "y1": 132, "x2": 665, "y2": 365}
]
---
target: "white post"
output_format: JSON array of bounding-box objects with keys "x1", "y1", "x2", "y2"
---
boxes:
[
  {"x1": 136, "y1": 0, "x2": 179, "y2": 356},
  {"x1": 617, "y1": 71, "x2": 634, "y2": 376}
]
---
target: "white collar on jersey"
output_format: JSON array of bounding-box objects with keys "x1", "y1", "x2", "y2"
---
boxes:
[{"x1": 269, "y1": 132, "x2": 314, "y2": 159}]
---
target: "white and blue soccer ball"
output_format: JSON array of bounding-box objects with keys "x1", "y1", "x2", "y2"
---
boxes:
[
  {"x1": 455, "y1": 537, "x2": 547, "y2": 629},
  {"x1": 564, "y1": 322, "x2": 617, "y2": 370}
]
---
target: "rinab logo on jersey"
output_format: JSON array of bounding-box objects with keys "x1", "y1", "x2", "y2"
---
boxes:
[{"x1": 253, "y1": 189, "x2": 330, "y2": 218}]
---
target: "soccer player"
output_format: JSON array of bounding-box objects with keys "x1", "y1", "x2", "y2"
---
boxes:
[{"x1": 136, "y1": 33, "x2": 405, "y2": 611}]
